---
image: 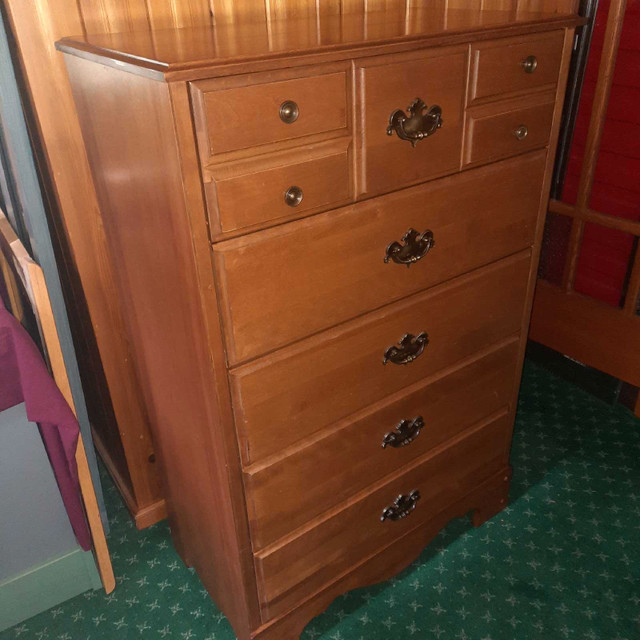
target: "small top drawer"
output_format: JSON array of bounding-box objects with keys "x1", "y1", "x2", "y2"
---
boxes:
[
  {"x1": 358, "y1": 47, "x2": 466, "y2": 197},
  {"x1": 469, "y1": 31, "x2": 564, "y2": 103},
  {"x1": 191, "y1": 66, "x2": 349, "y2": 161}
]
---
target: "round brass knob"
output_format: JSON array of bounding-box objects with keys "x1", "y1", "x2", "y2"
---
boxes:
[
  {"x1": 514, "y1": 125, "x2": 529, "y2": 141},
  {"x1": 521, "y1": 55, "x2": 538, "y2": 74},
  {"x1": 279, "y1": 100, "x2": 299, "y2": 124},
  {"x1": 284, "y1": 186, "x2": 303, "y2": 207}
]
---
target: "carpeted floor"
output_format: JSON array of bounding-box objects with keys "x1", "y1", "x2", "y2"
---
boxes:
[{"x1": 2, "y1": 359, "x2": 639, "y2": 640}]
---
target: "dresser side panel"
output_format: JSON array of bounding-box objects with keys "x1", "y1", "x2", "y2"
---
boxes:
[{"x1": 62, "y1": 53, "x2": 259, "y2": 637}]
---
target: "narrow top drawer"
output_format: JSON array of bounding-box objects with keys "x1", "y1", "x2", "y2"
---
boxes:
[
  {"x1": 191, "y1": 67, "x2": 348, "y2": 160},
  {"x1": 469, "y1": 31, "x2": 564, "y2": 103}
]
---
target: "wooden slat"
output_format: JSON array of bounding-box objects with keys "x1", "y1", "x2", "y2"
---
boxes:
[
  {"x1": 530, "y1": 280, "x2": 640, "y2": 388},
  {"x1": 562, "y1": 0, "x2": 627, "y2": 291},
  {"x1": 623, "y1": 245, "x2": 640, "y2": 315},
  {"x1": 26, "y1": 261, "x2": 115, "y2": 594},
  {"x1": 549, "y1": 199, "x2": 640, "y2": 237}
]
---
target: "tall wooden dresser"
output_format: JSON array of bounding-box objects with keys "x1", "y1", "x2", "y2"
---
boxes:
[{"x1": 58, "y1": 5, "x2": 582, "y2": 639}]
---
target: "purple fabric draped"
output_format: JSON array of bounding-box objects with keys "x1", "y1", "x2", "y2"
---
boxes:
[{"x1": 0, "y1": 297, "x2": 92, "y2": 550}]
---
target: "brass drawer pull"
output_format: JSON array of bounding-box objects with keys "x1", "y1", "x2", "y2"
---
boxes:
[
  {"x1": 521, "y1": 55, "x2": 538, "y2": 74},
  {"x1": 382, "y1": 416, "x2": 424, "y2": 449},
  {"x1": 279, "y1": 100, "x2": 299, "y2": 124},
  {"x1": 387, "y1": 98, "x2": 442, "y2": 147},
  {"x1": 381, "y1": 490, "x2": 421, "y2": 522},
  {"x1": 284, "y1": 186, "x2": 303, "y2": 207},
  {"x1": 384, "y1": 228, "x2": 434, "y2": 267},
  {"x1": 513, "y1": 125, "x2": 529, "y2": 141},
  {"x1": 383, "y1": 332, "x2": 428, "y2": 365}
]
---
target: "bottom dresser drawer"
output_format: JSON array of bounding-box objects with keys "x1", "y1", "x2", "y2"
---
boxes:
[{"x1": 254, "y1": 410, "x2": 511, "y2": 619}]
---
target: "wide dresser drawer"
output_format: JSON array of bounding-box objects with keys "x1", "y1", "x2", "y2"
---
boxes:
[
  {"x1": 244, "y1": 338, "x2": 520, "y2": 549},
  {"x1": 214, "y1": 151, "x2": 545, "y2": 364},
  {"x1": 254, "y1": 410, "x2": 512, "y2": 619},
  {"x1": 230, "y1": 251, "x2": 531, "y2": 465}
]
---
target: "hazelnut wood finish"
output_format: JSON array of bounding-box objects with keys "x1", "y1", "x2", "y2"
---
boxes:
[
  {"x1": 58, "y1": 6, "x2": 580, "y2": 639},
  {"x1": 215, "y1": 154, "x2": 545, "y2": 364},
  {"x1": 464, "y1": 92, "x2": 556, "y2": 167},
  {"x1": 244, "y1": 339, "x2": 521, "y2": 548},
  {"x1": 469, "y1": 30, "x2": 565, "y2": 103},
  {"x1": 256, "y1": 410, "x2": 512, "y2": 619},
  {"x1": 357, "y1": 47, "x2": 466, "y2": 195},
  {"x1": 191, "y1": 67, "x2": 349, "y2": 159},
  {"x1": 231, "y1": 252, "x2": 531, "y2": 467},
  {"x1": 205, "y1": 139, "x2": 352, "y2": 234}
]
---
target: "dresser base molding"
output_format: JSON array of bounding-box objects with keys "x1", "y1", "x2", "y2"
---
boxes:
[{"x1": 250, "y1": 467, "x2": 511, "y2": 640}]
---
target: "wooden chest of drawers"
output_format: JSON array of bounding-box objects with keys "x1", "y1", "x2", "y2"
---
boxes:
[{"x1": 58, "y1": 6, "x2": 581, "y2": 639}]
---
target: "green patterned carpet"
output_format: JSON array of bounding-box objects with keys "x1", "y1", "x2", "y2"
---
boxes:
[{"x1": 2, "y1": 359, "x2": 639, "y2": 640}]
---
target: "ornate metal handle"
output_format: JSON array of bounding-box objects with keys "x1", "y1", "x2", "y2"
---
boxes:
[
  {"x1": 384, "y1": 228, "x2": 434, "y2": 267},
  {"x1": 284, "y1": 186, "x2": 303, "y2": 207},
  {"x1": 383, "y1": 332, "x2": 428, "y2": 365},
  {"x1": 381, "y1": 490, "x2": 421, "y2": 522},
  {"x1": 279, "y1": 100, "x2": 299, "y2": 124},
  {"x1": 513, "y1": 125, "x2": 529, "y2": 141},
  {"x1": 382, "y1": 416, "x2": 424, "y2": 449},
  {"x1": 386, "y1": 98, "x2": 443, "y2": 147},
  {"x1": 521, "y1": 55, "x2": 538, "y2": 74}
]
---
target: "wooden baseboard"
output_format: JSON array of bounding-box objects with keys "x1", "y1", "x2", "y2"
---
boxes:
[
  {"x1": 0, "y1": 548, "x2": 100, "y2": 631},
  {"x1": 92, "y1": 427, "x2": 167, "y2": 529},
  {"x1": 530, "y1": 280, "x2": 640, "y2": 387},
  {"x1": 133, "y1": 499, "x2": 168, "y2": 530}
]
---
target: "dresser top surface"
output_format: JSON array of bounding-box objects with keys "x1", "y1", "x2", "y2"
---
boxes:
[{"x1": 57, "y1": 7, "x2": 582, "y2": 80}]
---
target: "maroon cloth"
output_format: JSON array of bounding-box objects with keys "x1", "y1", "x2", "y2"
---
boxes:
[{"x1": 0, "y1": 297, "x2": 91, "y2": 550}]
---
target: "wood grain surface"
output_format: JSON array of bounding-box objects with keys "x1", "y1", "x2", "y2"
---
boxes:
[
  {"x1": 215, "y1": 152, "x2": 546, "y2": 364},
  {"x1": 255, "y1": 411, "x2": 511, "y2": 619},
  {"x1": 244, "y1": 339, "x2": 520, "y2": 549},
  {"x1": 230, "y1": 252, "x2": 531, "y2": 465}
]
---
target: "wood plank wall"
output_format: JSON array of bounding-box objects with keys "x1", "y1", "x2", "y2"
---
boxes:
[
  {"x1": 70, "y1": 0, "x2": 580, "y2": 33},
  {"x1": 3, "y1": 0, "x2": 578, "y2": 527}
]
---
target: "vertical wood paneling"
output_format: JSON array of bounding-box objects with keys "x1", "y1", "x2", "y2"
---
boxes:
[
  {"x1": 449, "y1": 0, "x2": 483, "y2": 10},
  {"x1": 73, "y1": 0, "x2": 580, "y2": 34},
  {"x1": 481, "y1": 0, "x2": 518, "y2": 10},
  {"x1": 210, "y1": 0, "x2": 268, "y2": 25},
  {"x1": 268, "y1": 0, "x2": 317, "y2": 20},
  {"x1": 78, "y1": 0, "x2": 150, "y2": 34},
  {"x1": 146, "y1": 0, "x2": 213, "y2": 30},
  {"x1": 517, "y1": 0, "x2": 579, "y2": 13}
]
